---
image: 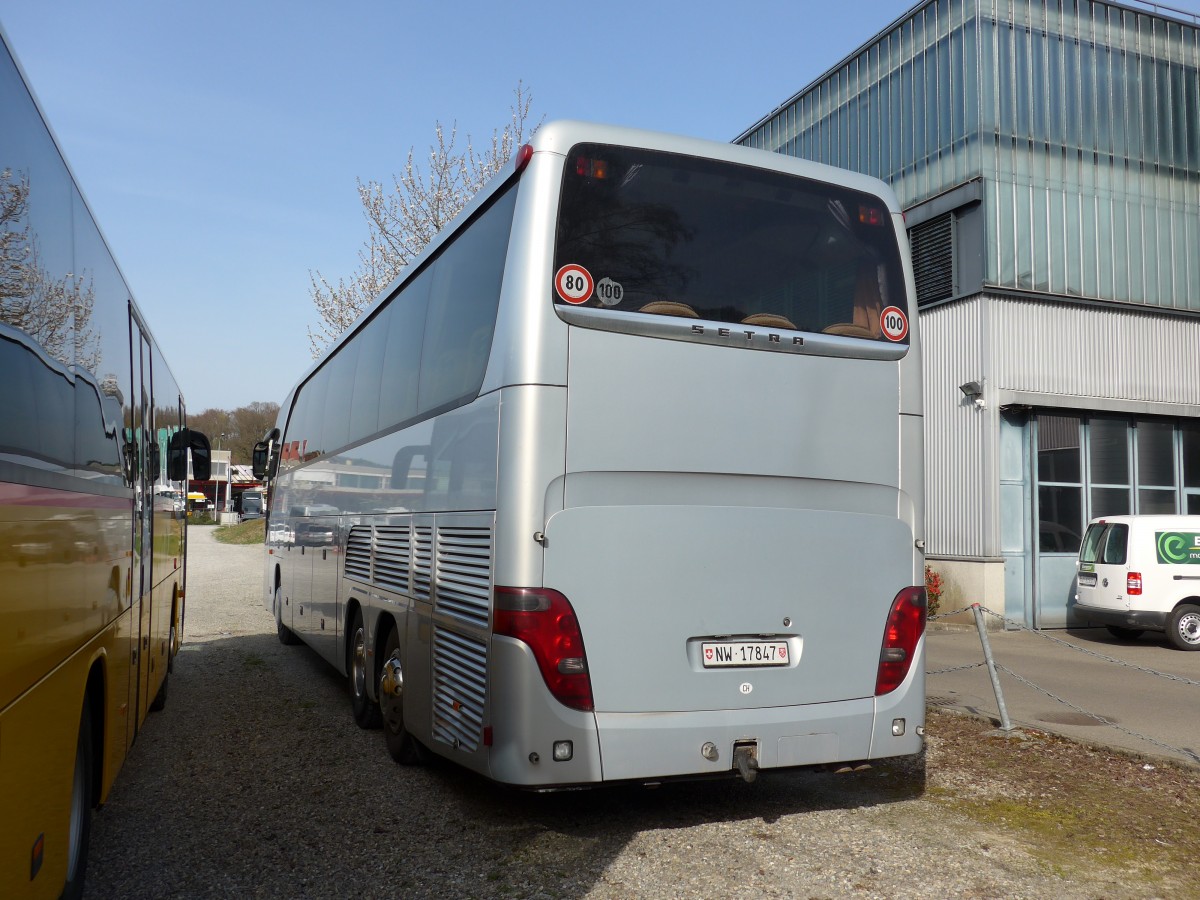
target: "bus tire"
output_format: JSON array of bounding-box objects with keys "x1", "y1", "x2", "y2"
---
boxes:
[
  {"x1": 1167, "y1": 604, "x2": 1200, "y2": 651},
  {"x1": 380, "y1": 627, "x2": 426, "y2": 765},
  {"x1": 276, "y1": 585, "x2": 300, "y2": 646},
  {"x1": 149, "y1": 663, "x2": 168, "y2": 712},
  {"x1": 349, "y1": 608, "x2": 381, "y2": 729},
  {"x1": 62, "y1": 701, "x2": 95, "y2": 900}
]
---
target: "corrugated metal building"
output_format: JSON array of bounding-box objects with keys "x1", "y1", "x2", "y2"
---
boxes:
[{"x1": 738, "y1": 0, "x2": 1200, "y2": 626}]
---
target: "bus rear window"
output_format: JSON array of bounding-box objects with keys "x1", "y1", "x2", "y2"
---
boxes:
[{"x1": 553, "y1": 144, "x2": 908, "y2": 343}]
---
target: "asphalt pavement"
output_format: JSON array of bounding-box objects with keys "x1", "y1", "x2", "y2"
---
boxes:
[{"x1": 925, "y1": 619, "x2": 1200, "y2": 767}]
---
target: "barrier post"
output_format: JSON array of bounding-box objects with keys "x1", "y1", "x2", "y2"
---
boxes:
[{"x1": 972, "y1": 602, "x2": 1014, "y2": 732}]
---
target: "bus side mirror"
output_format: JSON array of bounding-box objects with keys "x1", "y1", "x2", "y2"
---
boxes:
[
  {"x1": 252, "y1": 441, "x2": 270, "y2": 479},
  {"x1": 169, "y1": 429, "x2": 212, "y2": 482},
  {"x1": 252, "y1": 427, "x2": 280, "y2": 480},
  {"x1": 148, "y1": 442, "x2": 162, "y2": 481}
]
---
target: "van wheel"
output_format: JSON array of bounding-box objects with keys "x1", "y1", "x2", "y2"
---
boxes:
[
  {"x1": 1105, "y1": 625, "x2": 1144, "y2": 641},
  {"x1": 1167, "y1": 604, "x2": 1200, "y2": 651},
  {"x1": 349, "y1": 608, "x2": 381, "y2": 729}
]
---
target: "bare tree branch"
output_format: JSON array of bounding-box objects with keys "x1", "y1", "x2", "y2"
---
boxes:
[{"x1": 307, "y1": 83, "x2": 539, "y2": 357}]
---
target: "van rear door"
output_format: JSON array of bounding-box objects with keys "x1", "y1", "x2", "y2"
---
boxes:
[{"x1": 1076, "y1": 521, "x2": 1130, "y2": 612}]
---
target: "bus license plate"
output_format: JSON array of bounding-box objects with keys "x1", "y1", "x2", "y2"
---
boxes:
[
  {"x1": 702, "y1": 641, "x2": 790, "y2": 668},
  {"x1": 1077, "y1": 573, "x2": 1097, "y2": 587}
]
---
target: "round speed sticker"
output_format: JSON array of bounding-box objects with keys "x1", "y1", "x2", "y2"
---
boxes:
[
  {"x1": 880, "y1": 306, "x2": 909, "y2": 341},
  {"x1": 555, "y1": 264, "x2": 593, "y2": 304}
]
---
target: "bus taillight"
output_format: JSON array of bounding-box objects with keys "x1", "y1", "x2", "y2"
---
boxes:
[
  {"x1": 574, "y1": 156, "x2": 609, "y2": 179},
  {"x1": 494, "y1": 587, "x2": 594, "y2": 711},
  {"x1": 514, "y1": 143, "x2": 534, "y2": 175},
  {"x1": 875, "y1": 586, "x2": 927, "y2": 696},
  {"x1": 1127, "y1": 572, "x2": 1143, "y2": 595}
]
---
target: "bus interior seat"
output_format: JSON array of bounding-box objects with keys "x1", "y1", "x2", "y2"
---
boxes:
[
  {"x1": 821, "y1": 265, "x2": 883, "y2": 339},
  {"x1": 639, "y1": 301, "x2": 700, "y2": 318},
  {"x1": 741, "y1": 313, "x2": 796, "y2": 329}
]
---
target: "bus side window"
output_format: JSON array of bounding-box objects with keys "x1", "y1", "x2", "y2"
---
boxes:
[{"x1": 392, "y1": 445, "x2": 430, "y2": 490}]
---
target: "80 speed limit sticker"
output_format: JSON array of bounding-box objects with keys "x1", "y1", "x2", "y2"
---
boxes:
[
  {"x1": 555, "y1": 264, "x2": 594, "y2": 304},
  {"x1": 879, "y1": 306, "x2": 909, "y2": 341}
]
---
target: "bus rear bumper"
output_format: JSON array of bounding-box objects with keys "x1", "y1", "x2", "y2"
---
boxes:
[{"x1": 595, "y1": 689, "x2": 923, "y2": 782}]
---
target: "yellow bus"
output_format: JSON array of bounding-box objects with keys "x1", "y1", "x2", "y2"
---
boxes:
[{"x1": 0, "y1": 26, "x2": 210, "y2": 898}]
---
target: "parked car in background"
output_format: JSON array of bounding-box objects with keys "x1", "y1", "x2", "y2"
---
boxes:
[{"x1": 1074, "y1": 515, "x2": 1200, "y2": 650}]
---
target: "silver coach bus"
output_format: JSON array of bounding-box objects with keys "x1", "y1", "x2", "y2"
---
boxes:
[{"x1": 254, "y1": 121, "x2": 926, "y2": 787}]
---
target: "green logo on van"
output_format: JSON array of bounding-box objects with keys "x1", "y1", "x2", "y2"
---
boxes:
[{"x1": 1156, "y1": 532, "x2": 1200, "y2": 564}]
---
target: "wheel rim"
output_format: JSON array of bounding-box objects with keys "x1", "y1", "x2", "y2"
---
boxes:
[
  {"x1": 67, "y1": 736, "x2": 86, "y2": 877},
  {"x1": 352, "y1": 627, "x2": 367, "y2": 699},
  {"x1": 380, "y1": 651, "x2": 404, "y2": 734},
  {"x1": 1178, "y1": 611, "x2": 1200, "y2": 645}
]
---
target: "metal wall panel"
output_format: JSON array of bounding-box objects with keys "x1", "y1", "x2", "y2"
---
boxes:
[
  {"x1": 920, "y1": 299, "x2": 995, "y2": 557},
  {"x1": 923, "y1": 293, "x2": 1200, "y2": 558},
  {"x1": 989, "y1": 296, "x2": 1200, "y2": 404}
]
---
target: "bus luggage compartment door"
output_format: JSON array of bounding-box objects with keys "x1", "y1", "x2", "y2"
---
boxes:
[{"x1": 542, "y1": 503, "x2": 913, "y2": 715}]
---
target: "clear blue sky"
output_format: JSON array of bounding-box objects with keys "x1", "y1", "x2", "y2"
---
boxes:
[{"x1": 2, "y1": 0, "x2": 916, "y2": 413}]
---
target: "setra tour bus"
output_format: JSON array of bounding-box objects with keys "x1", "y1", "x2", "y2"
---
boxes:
[
  {"x1": 0, "y1": 26, "x2": 210, "y2": 898},
  {"x1": 255, "y1": 120, "x2": 925, "y2": 788}
]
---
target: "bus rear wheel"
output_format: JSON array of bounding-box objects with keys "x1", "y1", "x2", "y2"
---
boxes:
[
  {"x1": 349, "y1": 608, "x2": 381, "y2": 728},
  {"x1": 275, "y1": 585, "x2": 300, "y2": 646},
  {"x1": 62, "y1": 700, "x2": 94, "y2": 900},
  {"x1": 380, "y1": 627, "x2": 426, "y2": 765}
]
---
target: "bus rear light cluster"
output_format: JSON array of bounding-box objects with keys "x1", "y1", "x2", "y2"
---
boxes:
[
  {"x1": 513, "y1": 143, "x2": 534, "y2": 175},
  {"x1": 494, "y1": 587, "x2": 594, "y2": 711},
  {"x1": 875, "y1": 586, "x2": 927, "y2": 696},
  {"x1": 1127, "y1": 572, "x2": 1143, "y2": 595}
]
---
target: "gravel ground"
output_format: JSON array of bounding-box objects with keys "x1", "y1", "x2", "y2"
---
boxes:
[{"x1": 82, "y1": 527, "x2": 1167, "y2": 899}]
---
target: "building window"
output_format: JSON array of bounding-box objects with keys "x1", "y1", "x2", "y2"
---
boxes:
[
  {"x1": 1136, "y1": 421, "x2": 1176, "y2": 514},
  {"x1": 1185, "y1": 422, "x2": 1200, "y2": 515},
  {"x1": 1036, "y1": 413, "x2": 1200, "y2": 554},
  {"x1": 1036, "y1": 413, "x2": 1083, "y2": 553},
  {"x1": 1088, "y1": 417, "x2": 1129, "y2": 517}
]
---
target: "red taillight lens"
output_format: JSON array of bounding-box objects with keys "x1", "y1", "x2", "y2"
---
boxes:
[
  {"x1": 513, "y1": 143, "x2": 534, "y2": 175},
  {"x1": 876, "y1": 586, "x2": 927, "y2": 696},
  {"x1": 494, "y1": 587, "x2": 594, "y2": 711},
  {"x1": 859, "y1": 204, "x2": 885, "y2": 226},
  {"x1": 1128, "y1": 572, "x2": 1143, "y2": 595},
  {"x1": 573, "y1": 156, "x2": 608, "y2": 179}
]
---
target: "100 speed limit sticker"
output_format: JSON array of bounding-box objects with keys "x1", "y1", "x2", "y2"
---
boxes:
[
  {"x1": 555, "y1": 264, "x2": 593, "y2": 304},
  {"x1": 879, "y1": 306, "x2": 909, "y2": 341}
]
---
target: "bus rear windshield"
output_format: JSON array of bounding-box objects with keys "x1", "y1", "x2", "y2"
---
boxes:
[{"x1": 553, "y1": 144, "x2": 908, "y2": 342}]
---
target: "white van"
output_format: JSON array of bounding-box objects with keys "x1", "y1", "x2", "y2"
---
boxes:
[{"x1": 1074, "y1": 515, "x2": 1200, "y2": 650}]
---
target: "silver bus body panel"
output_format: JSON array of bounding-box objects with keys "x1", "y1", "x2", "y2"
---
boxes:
[
  {"x1": 494, "y1": 385, "x2": 568, "y2": 588},
  {"x1": 480, "y1": 154, "x2": 568, "y2": 397},
  {"x1": 488, "y1": 636, "x2": 603, "y2": 785},
  {"x1": 542, "y1": 503, "x2": 914, "y2": 712}
]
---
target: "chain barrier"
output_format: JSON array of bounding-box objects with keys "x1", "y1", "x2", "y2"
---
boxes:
[
  {"x1": 928, "y1": 601, "x2": 1200, "y2": 763},
  {"x1": 927, "y1": 661, "x2": 985, "y2": 676},
  {"x1": 973, "y1": 604, "x2": 1200, "y2": 687},
  {"x1": 928, "y1": 605, "x2": 975, "y2": 621},
  {"x1": 995, "y1": 664, "x2": 1200, "y2": 764}
]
